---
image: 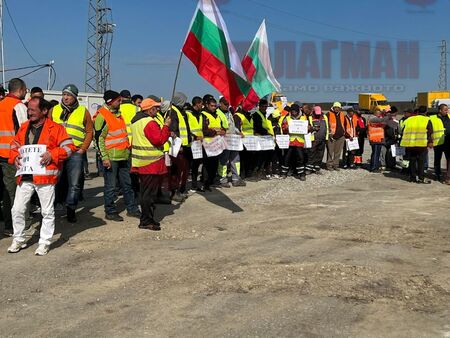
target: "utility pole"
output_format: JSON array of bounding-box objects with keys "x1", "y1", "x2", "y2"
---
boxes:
[
  {"x1": 439, "y1": 40, "x2": 447, "y2": 90},
  {"x1": 84, "y1": 0, "x2": 115, "y2": 93}
]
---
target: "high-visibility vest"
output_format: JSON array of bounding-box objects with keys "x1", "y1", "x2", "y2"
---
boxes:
[
  {"x1": 10, "y1": 118, "x2": 75, "y2": 185},
  {"x1": 120, "y1": 102, "x2": 139, "y2": 143},
  {"x1": 0, "y1": 96, "x2": 21, "y2": 158},
  {"x1": 155, "y1": 112, "x2": 170, "y2": 152},
  {"x1": 186, "y1": 111, "x2": 203, "y2": 138},
  {"x1": 345, "y1": 114, "x2": 357, "y2": 137},
  {"x1": 400, "y1": 115, "x2": 430, "y2": 147},
  {"x1": 284, "y1": 115, "x2": 307, "y2": 144},
  {"x1": 216, "y1": 108, "x2": 229, "y2": 130},
  {"x1": 254, "y1": 110, "x2": 274, "y2": 135},
  {"x1": 368, "y1": 119, "x2": 385, "y2": 143},
  {"x1": 235, "y1": 113, "x2": 253, "y2": 136},
  {"x1": 328, "y1": 111, "x2": 346, "y2": 135},
  {"x1": 95, "y1": 107, "x2": 129, "y2": 150},
  {"x1": 308, "y1": 115, "x2": 329, "y2": 141},
  {"x1": 202, "y1": 110, "x2": 222, "y2": 141},
  {"x1": 51, "y1": 104, "x2": 87, "y2": 147},
  {"x1": 130, "y1": 115, "x2": 164, "y2": 167},
  {"x1": 172, "y1": 106, "x2": 189, "y2": 146},
  {"x1": 429, "y1": 115, "x2": 445, "y2": 146}
]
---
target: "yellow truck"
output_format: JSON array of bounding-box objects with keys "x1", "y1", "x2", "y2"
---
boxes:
[
  {"x1": 358, "y1": 93, "x2": 390, "y2": 113},
  {"x1": 416, "y1": 91, "x2": 450, "y2": 108}
]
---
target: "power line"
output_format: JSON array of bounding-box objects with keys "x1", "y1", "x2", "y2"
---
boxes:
[
  {"x1": 3, "y1": 0, "x2": 39, "y2": 64},
  {"x1": 4, "y1": 64, "x2": 47, "y2": 84},
  {"x1": 244, "y1": 0, "x2": 441, "y2": 44}
]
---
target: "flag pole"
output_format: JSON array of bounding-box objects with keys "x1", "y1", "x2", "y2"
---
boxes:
[{"x1": 170, "y1": 51, "x2": 183, "y2": 103}]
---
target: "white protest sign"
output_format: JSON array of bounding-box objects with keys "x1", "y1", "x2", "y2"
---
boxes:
[
  {"x1": 242, "y1": 135, "x2": 261, "y2": 151},
  {"x1": 391, "y1": 144, "x2": 405, "y2": 157},
  {"x1": 15, "y1": 145, "x2": 47, "y2": 177},
  {"x1": 304, "y1": 133, "x2": 313, "y2": 149},
  {"x1": 169, "y1": 137, "x2": 182, "y2": 157},
  {"x1": 275, "y1": 134, "x2": 290, "y2": 149},
  {"x1": 346, "y1": 138, "x2": 360, "y2": 151},
  {"x1": 191, "y1": 140, "x2": 203, "y2": 159},
  {"x1": 224, "y1": 134, "x2": 244, "y2": 151},
  {"x1": 203, "y1": 136, "x2": 226, "y2": 157},
  {"x1": 259, "y1": 135, "x2": 275, "y2": 150},
  {"x1": 288, "y1": 119, "x2": 308, "y2": 135}
]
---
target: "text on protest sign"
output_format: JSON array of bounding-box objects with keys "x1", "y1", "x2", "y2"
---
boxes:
[{"x1": 15, "y1": 145, "x2": 47, "y2": 177}]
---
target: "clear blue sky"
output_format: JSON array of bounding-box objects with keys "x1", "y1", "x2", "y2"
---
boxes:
[{"x1": 3, "y1": 0, "x2": 450, "y2": 103}]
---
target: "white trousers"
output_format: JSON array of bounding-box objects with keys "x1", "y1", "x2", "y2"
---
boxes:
[{"x1": 12, "y1": 182, "x2": 55, "y2": 245}]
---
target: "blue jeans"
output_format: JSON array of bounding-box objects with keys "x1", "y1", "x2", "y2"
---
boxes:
[
  {"x1": 103, "y1": 160, "x2": 138, "y2": 215},
  {"x1": 65, "y1": 152, "x2": 84, "y2": 209},
  {"x1": 370, "y1": 143, "x2": 383, "y2": 171}
]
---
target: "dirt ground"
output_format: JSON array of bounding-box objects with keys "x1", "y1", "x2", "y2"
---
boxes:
[{"x1": 0, "y1": 166, "x2": 449, "y2": 337}]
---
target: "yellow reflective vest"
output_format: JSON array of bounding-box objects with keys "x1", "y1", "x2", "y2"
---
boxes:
[
  {"x1": 216, "y1": 108, "x2": 229, "y2": 130},
  {"x1": 120, "y1": 102, "x2": 139, "y2": 143},
  {"x1": 155, "y1": 112, "x2": 170, "y2": 152},
  {"x1": 429, "y1": 115, "x2": 445, "y2": 146},
  {"x1": 186, "y1": 111, "x2": 203, "y2": 138},
  {"x1": 254, "y1": 110, "x2": 274, "y2": 136},
  {"x1": 308, "y1": 115, "x2": 329, "y2": 141},
  {"x1": 400, "y1": 115, "x2": 430, "y2": 147},
  {"x1": 283, "y1": 115, "x2": 307, "y2": 143},
  {"x1": 130, "y1": 115, "x2": 164, "y2": 167},
  {"x1": 201, "y1": 110, "x2": 222, "y2": 141},
  {"x1": 172, "y1": 106, "x2": 189, "y2": 146},
  {"x1": 235, "y1": 112, "x2": 253, "y2": 136},
  {"x1": 51, "y1": 104, "x2": 86, "y2": 147}
]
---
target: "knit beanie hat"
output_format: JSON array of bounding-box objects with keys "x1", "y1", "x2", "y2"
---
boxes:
[
  {"x1": 62, "y1": 84, "x2": 79, "y2": 98},
  {"x1": 172, "y1": 92, "x2": 187, "y2": 107},
  {"x1": 103, "y1": 90, "x2": 120, "y2": 104}
]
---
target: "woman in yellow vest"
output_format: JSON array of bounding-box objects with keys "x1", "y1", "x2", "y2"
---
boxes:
[
  {"x1": 50, "y1": 84, "x2": 93, "y2": 223},
  {"x1": 130, "y1": 98, "x2": 171, "y2": 231}
]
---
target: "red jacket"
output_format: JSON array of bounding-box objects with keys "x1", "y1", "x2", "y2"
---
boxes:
[{"x1": 9, "y1": 118, "x2": 75, "y2": 185}]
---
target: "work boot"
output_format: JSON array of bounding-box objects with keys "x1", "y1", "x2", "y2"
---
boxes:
[
  {"x1": 417, "y1": 178, "x2": 431, "y2": 184},
  {"x1": 171, "y1": 192, "x2": 185, "y2": 203},
  {"x1": 127, "y1": 210, "x2": 142, "y2": 218},
  {"x1": 232, "y1": 180, "x2": 246, "y2": 187},
  {"x1": 105, "y1": 213, "x2": 124, "y2": 222},
  {"x1": 66, "y1": 207, "x2": 77, "y2": 223},
  {"x1": 220, "y1": 182, "x2": 231, "y2": 188}
]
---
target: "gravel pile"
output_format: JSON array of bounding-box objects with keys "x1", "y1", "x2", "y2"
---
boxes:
[{"x1": 237, "y1": 169, "x2": 372, "y2": 205}]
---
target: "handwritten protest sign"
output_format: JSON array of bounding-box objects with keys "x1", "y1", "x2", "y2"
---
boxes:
[
  {"x1": 288, "y1": 119, "x2": 308, "y2": 134},
  {"x1": 15, "y1": 145, "x2": 47, "y2": 177},
  {"x1": 242, "y1": 135, "x2": 261, "y2": 151},
  {"x1": 275, "y1": 135, "x2": 290, "y2": 149},
  {"x1": 346, "y1": 138, "x2": 360, "y2": 151},
  {"x1": 203, "y1": 136, "x2": 226, "y2": 157},
  {"x1": 391, "y1": 144, "x2": 405, "y2": 157},
  {"x1": 259, "y1": 136, "x2": 275, "y2": 150},
  {"x1": 304, "y1": 133, "x2": 312, "y2": 148},
  {"x1": 191, "y1": 140, "x2": 203, "y2": 159},
  {"x1": 169, "y1": 137, "x2": 182, "y2": 157},
  {"x1": 224, "y1": 134, "x2": 244, "y2": 151}
]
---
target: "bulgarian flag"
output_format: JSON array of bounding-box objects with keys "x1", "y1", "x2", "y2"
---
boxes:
[
  {"x1": 182, "y1": 0, "x2": 250, "y2": 107},
  {"x1": 242, "y1": 20, "x2": 281, "y2": 111}
]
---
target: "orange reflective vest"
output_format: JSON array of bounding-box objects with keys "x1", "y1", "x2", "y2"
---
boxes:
[
  {"x1": 345, "y1": 114, "x2": 358, "y2": 138},
  {"x1": 328, "y1": 111, "x2": 346, "y2": 135},
  {"x1": 95, "y1": 107, "x2": 129, "y2": 150},
  {"x1": 368, "y1": 120, "x2": 385, "y2": 143},
  {"x1": 0, "y1": 96, "x2": 21, "y2": 158},
  {"x1": 9, "y1": 118, "x2": 75, "y2": 185}
]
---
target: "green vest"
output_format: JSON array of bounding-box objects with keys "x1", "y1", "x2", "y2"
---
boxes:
[
  {"x1": 131, "y1": 115, "x2": 164, "y2": 167},
  {"x1": 51, "y1": 104, "x2": 86, "y2": 147},
  {"x1": 235, "y1": 113, "x2": 254, "y2": 136},
  {"x1": 430, "y1": 115, "x2": 445, "y2": 146},
  {"x1": 216, "y1": 108, "x2": 229, "y2": 130},
  {"x1": 309, "y1": 115, "x2": 329, "y2": 141},
  {"x1": 172, "y1": 106, "x2": 189, "y2": 146},
  {"x1": 400, "y1": 115, "x2": 430, "y2": 147},
  {"x1": 254, "y1": 110, "x2": 274, "y2": 136}
]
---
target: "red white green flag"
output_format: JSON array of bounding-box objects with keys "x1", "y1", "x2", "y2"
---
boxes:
[
  {"x1": 242, "y1": 20, "x2": 281, "y2": 111},
  {"x1": 182, "y1": 0, "x2": 250, "y2": 107}
]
